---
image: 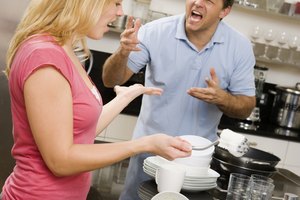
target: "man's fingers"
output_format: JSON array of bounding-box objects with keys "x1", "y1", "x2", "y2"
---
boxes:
[
  {"x1": 125, "y1": 16, "x2": 134, "y2": 29},
  {"x1": 209, "y1": 67, "x2": 219, "y2": 85},
  {"x1": 134, "y1": 18, "x2": 142, "y2": 33},
  {"x1": 120, "y1": 28, "x2": 136, "y2": 38}
]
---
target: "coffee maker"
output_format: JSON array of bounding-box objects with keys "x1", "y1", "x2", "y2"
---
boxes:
[{"x1": 238, "y1": 65, "x2": 271, "y2": 130}]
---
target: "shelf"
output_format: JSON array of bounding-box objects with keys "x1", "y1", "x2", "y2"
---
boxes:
[
  {"x1": 234, "y1": 4, "x2": 300, "y2": 23},
  {"x1": 253, "y1": 45, "x2": 300, "y2": 68},
  {"x1": 256, "y1": 57, "x2": 300, "y2": 68}
]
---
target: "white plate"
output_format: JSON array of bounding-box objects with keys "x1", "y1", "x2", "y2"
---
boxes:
[
  {"x1": 143, "y1": 166, "x2": 155, "y2": 177},
  {"x1": 183, "y1": 178, "x2": 217, "y2": 184},
  {"x1": 144, "y1": 165, "x2": 218, "y2": 183},
  {"x1": 144, "y1": 156, "x2": 220, "y2": 179},
  {"x1": 184, "y1": 169, "x2": 220, "y2": 180},
  {"x1": 143, "y1": 156, "x2": 220, "y2": 192},
  {"x1": 183, "y1": 181, "x2": 216, "y2": 187},
  {"x1": 143, "y1": 168, "x2": 216, "y2": 188},
  {"x1": 144, "y1": 156, "x2": 169, "y2": 168},
  {"x1": 182, "y1": 183, "x2": 217, "y2": 192},
  {"x1": 143, "y1": 163, "x2": 155, "y2": 171}
]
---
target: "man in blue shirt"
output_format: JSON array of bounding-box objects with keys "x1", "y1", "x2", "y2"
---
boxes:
[{"x1": 103, "y1": 0, "x2": 256, "y2": 199}]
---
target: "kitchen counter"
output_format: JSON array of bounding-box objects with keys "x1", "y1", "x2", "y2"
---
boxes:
[
  {"x1": 137, "y1": 168, "x2": 300, "y2": 200},
  {"x1": 90, "y1": 141, "x2": 300, "y2": 200},
  {"x1": 219, "y1": 116, "x2": 300, "y2": 143}
]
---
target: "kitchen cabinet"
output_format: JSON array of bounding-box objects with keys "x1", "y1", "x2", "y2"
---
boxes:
[
  {"x1": 284, "y1": 142, "x2": 300, "y2": 175},
  {"x1": 95, "y1": 114, "x2": 137, "y2": 143}
]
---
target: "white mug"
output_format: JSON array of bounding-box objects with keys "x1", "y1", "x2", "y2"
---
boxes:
[{"x1": 155, "y1": 164, "x2": 186, "y2": 193}]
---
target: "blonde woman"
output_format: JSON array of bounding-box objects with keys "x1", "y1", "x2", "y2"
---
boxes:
[{"x1": 1, "y1": 0, "x2": 192, "y2": 199}]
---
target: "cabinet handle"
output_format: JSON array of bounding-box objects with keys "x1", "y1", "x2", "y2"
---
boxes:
[{"x1": 248, "y1": 141, "x2": 258, "y2": 147}]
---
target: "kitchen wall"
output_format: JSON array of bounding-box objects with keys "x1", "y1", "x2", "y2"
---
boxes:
[
  {"x1": 223, "y1": 6, "x2": 300, "y2": 87},
  {"x1": 0, "y1": 0, "x2": 29, "y2": 191},
  {"x1": 0, "y1": 0, "x2": 30, "y2": 70},
  {"x1": 1, "y1": 0, "x2": 299, "y2": 86},
  {"x1": 88, "y1": 0, "x2": 300, "y2": 87},
  {"x1": 0, "y1": 0, "x2": 30, "y2": 189}
]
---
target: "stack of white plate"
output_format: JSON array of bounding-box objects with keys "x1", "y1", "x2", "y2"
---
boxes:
[
  {"x1": 138, "y1": 184, "x2": 155, "y2": 200},
  {"x1": 143, "y1": 156, "x2": 220, "y2": 192}
]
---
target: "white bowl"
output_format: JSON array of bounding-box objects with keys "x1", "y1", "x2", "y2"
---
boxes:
[
  {"x1": 151, "y1": 191, "x2": 189, "y2": 200},
  {"x1": 180, "y1": 135, "x2": 215, "y2": 157},
  {"x1": 174, "y1": 157, "x2": 212, "y2": 168},
  {"x1": 174, "y1": 135, "x2": 214, "y2": 167},
  {"x1": 175, "y1": 164, "x2": 209, "y2": 177}
]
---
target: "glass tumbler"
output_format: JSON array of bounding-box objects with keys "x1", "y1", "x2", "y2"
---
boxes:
[
  {"x1": 248, "y1": 179, "x2": 275, "y2": 200},
  {"x1": 251, "y1": 174, "x2": 274, "y2": 183},
  {"x1": 267, "y1": 0, "x2": 284, "y2": 12},
  {"x1": 226, "y1": 173, "x2": 251, "y2": 200}
]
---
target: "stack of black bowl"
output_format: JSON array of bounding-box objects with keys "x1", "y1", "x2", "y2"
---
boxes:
[{"x1": 210, "y1": 146, "x2": 280, "y2": 190}]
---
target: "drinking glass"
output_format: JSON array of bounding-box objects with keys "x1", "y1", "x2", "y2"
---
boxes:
[
  {"x1": 248, "y1": 179, "x2": 275, "y2": 200},
  {"x1": 251, "y1": 26, "x2": 262, "y2": 40},
  {"x1": 267, "y1": 0, "x2": 284, "y2": 12},
  {"x1": 250, "y1": 26, "x2": 265, "y2": 57},
  {"x1": 250, "y1": 26, "x2": 262, "y2": 45},
  {"x1": 288, "y1": 35, "x2": 300, "y2": 65},
  {"x1": 260, "y1": 29, "x2": 276, "y2": 60},
  {"x1": 251, "y1": 174, "x2": 274, "y2": 183},
  {"x1": 274, "y1": 31, "x2": 288, "y2": 62},
  {"x1": 226, "y1": 173, "x2": 251, "y2": 200},
  {"x1": 234, "y1": 0, "x2": 248, "y2": 5}
]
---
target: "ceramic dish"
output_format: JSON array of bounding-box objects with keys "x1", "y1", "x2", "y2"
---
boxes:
[{"x1": 151, "y1": 191, "x2": 189, "y2": 200}]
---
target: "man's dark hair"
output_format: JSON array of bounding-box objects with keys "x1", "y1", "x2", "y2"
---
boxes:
[{"x1": 224, "y1": 0, "x2": 234, "y2": 8}]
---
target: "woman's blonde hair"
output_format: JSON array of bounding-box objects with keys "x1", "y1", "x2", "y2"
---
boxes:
[{"x1": 5, "y1": 0, "x2": 110, "y2": 77}]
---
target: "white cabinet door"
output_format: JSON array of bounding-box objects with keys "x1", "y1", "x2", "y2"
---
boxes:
[
  {"x1": 285, "y1": 142, "x2": 300, "y2": 166},
  {"x1": 243, "y1": 134, "x2": 289, "y2": 166},
  {"x1": 284, "y1": 141, "x2": 300, "y2": 176},
  {"x1": 95, "y1": 129, "x2": 107, "y2": 142},
  {"x1": 283, "y1": 165, "x2": 300, "y2": 177},
  {"x1": 105, "y1": 114, "x2": 137, "y2": 142}
]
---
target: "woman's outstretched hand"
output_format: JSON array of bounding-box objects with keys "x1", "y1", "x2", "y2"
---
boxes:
[{"x1": 114, "y1": 84, "x2": 163, "y2": 100}]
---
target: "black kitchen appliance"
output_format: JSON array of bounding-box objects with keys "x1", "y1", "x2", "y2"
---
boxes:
[{"x1": 270, "y1": 83, "x2": 300, "y2": 130}]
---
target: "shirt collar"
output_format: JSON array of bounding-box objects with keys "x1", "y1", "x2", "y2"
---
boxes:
[{"x1": 175, "y1": 15, "x2": 226, "y2": 50}]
